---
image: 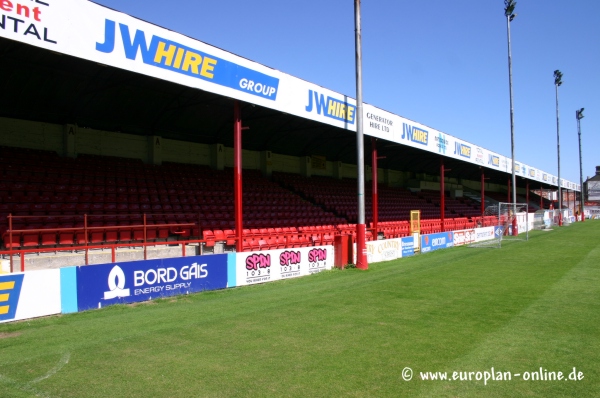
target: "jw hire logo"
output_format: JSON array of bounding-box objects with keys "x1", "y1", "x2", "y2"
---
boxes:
[
  {"x1": 305, "y1": 90, "x2": 356, "y2": 124},
  {"x1": 96, "y1": 20, "x2": 279, "y2": 100},
  {"x1": 454, "y1": 142, "x2": 472, "y2": 159}
]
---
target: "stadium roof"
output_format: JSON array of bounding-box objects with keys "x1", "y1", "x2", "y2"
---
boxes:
[{"x1": 0, "y1": 0, "x2": 579, "y2": 191}]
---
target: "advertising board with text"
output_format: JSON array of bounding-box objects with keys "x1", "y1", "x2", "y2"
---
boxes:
[
  {"x1": 76, "y1": 255, "x2": 228, "y2": 311},
  {"x1": 453, "y1": 229, "x2": 476, "y2": 246},
  {"x1": 421, "y1": 232, "x2": 454, "y2": 253},
  {"x1": 235, "y1": 246, "x2": 333, "y2": 287},
  {"x1": 474, "y1": 227, "x2": 496, "y2": 242},
  {"x1": 357, "y1": 236, "x2": 415, "y2": 264}
]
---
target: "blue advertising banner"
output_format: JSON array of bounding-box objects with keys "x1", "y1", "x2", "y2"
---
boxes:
[
  {"x1": 421, "y1": 232, "x2": 454, "y2": 253},
  {"x1": 494, "y1": 226, "x2": 504, "y2": 239},
  {"x1": 77, "y1": 254, "x2": 228, "y2": 311},
  {"x1": 401, "y1": 236, "x2": 415, "y2": 257}
]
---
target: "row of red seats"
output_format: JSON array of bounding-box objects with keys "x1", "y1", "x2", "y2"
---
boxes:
[
  {"x1": 1, "y1": 224, "x2": 181, "y2": 249},
  {"x1": 374, "y1": 221, "x2": 410, "y2": 239},
  {"x1": 203, "y1": 226, "x2": 337, "y2": 252}
]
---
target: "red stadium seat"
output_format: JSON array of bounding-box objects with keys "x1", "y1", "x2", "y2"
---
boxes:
[
  {"x1": 41, "y1": 230, "x2": 57, "y2": 246},
  {"x1": 2, "y1": 232, "x2": 21, "y2": 248},
  {"x1": 213, "y1": 229, "x2": 225, "y2": 242},
  {"x1": 59, "y1": 229, "x2": 75, "y2": 246},
  {"x1": 203, "y1": 230, "x2": 215, "y2": 247},
  {"x1": 157, "y1": 226, "x2": 169, "y2": 239},
  {"x1": 104, "y1": 228, "x2": 119, "y2": 243},
  {"x1": 23, "y1": 231, "x2": 39, "y2": 247},
  {"x1": 119, "y1": 228, "x2": 132, "y2": 242},
  {"x1": 224, "y1": 229, "x2": 236, "y2": 246}
]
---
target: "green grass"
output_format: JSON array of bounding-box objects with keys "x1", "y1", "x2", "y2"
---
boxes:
[{"x1": 1, "y1": 222, "x2": 599, "y2": 397}]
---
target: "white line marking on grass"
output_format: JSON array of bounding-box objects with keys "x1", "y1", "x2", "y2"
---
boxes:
[
  {"x1": 0, "y1": 373, "x2": 52, "y2": 397},
  {"x1": 31, "y1": 352, "x2": 71, "y2": 384},
  {"x1": 0, "y1": 352, "x2": 70, "y2": 397}
]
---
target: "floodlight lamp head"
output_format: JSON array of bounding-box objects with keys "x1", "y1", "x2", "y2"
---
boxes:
[
  {"x1": 504, "y1": 0, "x2": 516, "y2": 17},
  {"x1": 509, "y1": 13, "x2": 517, "y2": 22},
  {"x1": 553, "y1": 70, "x2": 563, "y2": 86},
  {"x1": 577, "y1": 108, "x2": 584, "y2": 120}
]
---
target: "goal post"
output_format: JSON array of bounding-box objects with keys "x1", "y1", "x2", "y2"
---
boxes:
[{"x1": 468, "y1": 202, "x2": 529, "y2": 248}]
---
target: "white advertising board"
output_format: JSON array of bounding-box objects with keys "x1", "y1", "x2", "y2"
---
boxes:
[
  {"x1": 235, "y1": 246, "x2": 334, "y2": 287},
  {"x1": 473, "y1": 227, "x2": 496, "y2": 243},
  {"x1": 0, "y1": 269, "x2": 61, "y2": 324},
  {"x1": 364, "y1": 238, "x2": 401, "y2": 263},
  {"x1": 354, "y1": 237, "x2": 415, "y2": 264},
  {"x1": 453, "y1": 229, "x2": 476, "y2": 246}
]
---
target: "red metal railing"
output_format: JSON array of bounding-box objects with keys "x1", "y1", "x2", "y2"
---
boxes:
[
  {"x1": 0, "y1": 213, "x2": 486, "y2": 273},
  {"x1": 1, "y1": 213, "x2": 200, "y2": 273}
]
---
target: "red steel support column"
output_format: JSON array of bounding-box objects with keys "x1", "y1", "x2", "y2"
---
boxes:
[
  {"x1": 234, "y1": 101, "x2": 243, "y2": 252},
  {"x1": 581, "y1": 187, "x2": 585, "y2": 222},
  {"x1": 371, "y1": 138, "x2": 378, "y2": 237},
  {"x1": 573, "y1": 190, "x2": 577, "y2": 221},
  {"x1": 143, "y1": 213, "x2": 147, "y2": 260},
  {"x1": 558, "y1": 188, "x2": 563, "y2": 227},
  {"x1": 440, "y1": 159, "x2": 445, "y2": 232},
  {"x1": 8, "y1": 214, "x2": 13, "y2": 273},
  {"x1": 354, "y1": 0, "x2": 367, "y2": 270}
]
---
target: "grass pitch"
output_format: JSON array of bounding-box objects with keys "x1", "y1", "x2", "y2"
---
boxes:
[{"x1": 1, "y1": 221, "x2": 599, "y2": 397}]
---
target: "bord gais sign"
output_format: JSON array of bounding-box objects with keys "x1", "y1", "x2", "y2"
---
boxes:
[{"x1": 76, "y1": 255, "x2": 228, "y2": 311}]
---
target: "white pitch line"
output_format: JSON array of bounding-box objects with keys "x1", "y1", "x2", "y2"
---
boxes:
[
  {"x1": 31, "y1": 352, "x2": 71, "y2": 384},
  {"x1": 0, "y1": 373, "x2": 52, "y2": 398}
]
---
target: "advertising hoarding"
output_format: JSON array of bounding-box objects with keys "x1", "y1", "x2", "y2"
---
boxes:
[
  {"x1": 0, "y1": 270, "x2": 61, "y2": 324},
  {"x1": 401, "y1": 236, "x2": 415, "y2": 258},
  {"x1": 452, "y1": 229, "x2": 476, "y2": 247},
  {"x1": 234, "y1": 246, "x2": 334, "y2": 287},
  {"x1": 421, "y1": 232, "x2": 454, "y2": 253},
  {"x1": 360, "y1": 236, "x2": 415, "y2": 264},
  {"x1": 77, "y1": 255, "x2": 229, "y2": 311},
  {"x1": 474, "y1": 227, "x2": 496, "y2": 242}
]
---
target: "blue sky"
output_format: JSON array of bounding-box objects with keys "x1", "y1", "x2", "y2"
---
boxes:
[{"x1": 93, "y1": 0, "x2": 599, "y2": 185}]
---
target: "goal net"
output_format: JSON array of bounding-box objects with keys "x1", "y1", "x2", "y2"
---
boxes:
[{"x1": 468, "y1": 202, "x2": 529, "y2": 248}]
